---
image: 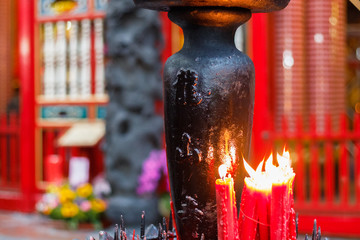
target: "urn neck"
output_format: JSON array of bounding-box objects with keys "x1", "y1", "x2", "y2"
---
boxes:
[{"x1": 168, "y1": 7, "x2": 251, "y2": 50}]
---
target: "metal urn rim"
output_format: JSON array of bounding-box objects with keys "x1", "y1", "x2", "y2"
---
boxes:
[{"x1": 133, "y1": 0, "x2": 290, "y2": 13}]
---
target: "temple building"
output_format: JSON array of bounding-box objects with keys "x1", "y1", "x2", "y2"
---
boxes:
[{"x1": 0, "y1": 0, "x2": 359, "y2": 236}]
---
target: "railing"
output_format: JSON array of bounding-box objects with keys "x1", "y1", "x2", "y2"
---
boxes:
[
  {"x1": 0, "y1": 113, "x2": 20, "y2": 190},
  {"x1": 41, "y1": 18, "x2": 105, "y2": 99},
  {"x1": 268, "y1": 114, "x2": 360, "y2": 236}
]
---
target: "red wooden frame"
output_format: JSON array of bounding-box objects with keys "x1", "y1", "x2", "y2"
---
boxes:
[
  {"x1": 269, "y1": 114, "x2": 360, "y2": 236},
  {"x1": 0, "y1": 0, "x2": 35, "y2": 212}
]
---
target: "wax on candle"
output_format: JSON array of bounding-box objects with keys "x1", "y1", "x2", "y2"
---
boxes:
[
  {"x1": 289, "y1": 189, "x2": 297, "y2": 240},
  {"x1": 270, "y1": 182, "x2": 290, "y2": 239},
  {"x1": 216, "y1": 164, "x2": 239, "y2": 240},
  {"x1": 257, "y1": 189, "x2": 271, "y2": 239},
  {"x1": 238, "y1": 183, "x2": 258, "y2": 240}
]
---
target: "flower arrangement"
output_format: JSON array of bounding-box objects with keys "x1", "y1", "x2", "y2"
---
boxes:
[
  {"x1": 36, "y1": 182, "x2": 107, "y2": 230},
  {"x1": 137, "y1": 149, "x2": 170, "y2": 217}
]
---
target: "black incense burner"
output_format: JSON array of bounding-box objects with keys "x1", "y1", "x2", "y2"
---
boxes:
[{"x1": 132, "y1": 1, "x2": 290, "y2": 239}]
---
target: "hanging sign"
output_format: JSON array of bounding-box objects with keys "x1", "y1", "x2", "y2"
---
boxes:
[
  {"x1": 69, "y1": 157, "x2": 90, "y2": 187},
  {"x1": 38, "y1": 0, "x2": 88, "y2": 17}
]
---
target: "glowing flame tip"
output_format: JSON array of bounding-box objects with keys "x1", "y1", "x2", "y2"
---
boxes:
[
  {"x1": 218, "y1": 164, "x2": 228, "y2": 179},
  {"x1": 256, "y1": 160, "x2": 264, "y2": 173},
  {"x1": 243, "y1": 158, "x2": 256, "y2": 178}
]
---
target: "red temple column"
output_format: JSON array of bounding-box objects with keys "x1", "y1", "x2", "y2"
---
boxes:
[{"x1": 18, "y1": 0, "x2": 36, "y2": 211}]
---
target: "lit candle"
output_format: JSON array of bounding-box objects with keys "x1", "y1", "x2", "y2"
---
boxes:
[
  {"x1": 215, "y1": 164, "x2": 239, "y2": 240},
  {"x1": 289, "y1": 192, "x2": 297, "y2": 240},
  {"x1": 238, "y1": 182, "x2": 258, "y2": 240},
  {"x1": 268, "y1": 151, "x2": 296, "y2": 240},
  {"x1": 239, "y1": 150, "x2": 296, "y2": 240},
  {"x1": 239, "y1": 160, "x2": 271, "y2": 240}
]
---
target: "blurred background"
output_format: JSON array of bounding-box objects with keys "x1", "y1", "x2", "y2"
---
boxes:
[{"x1": 0, "y1": 0, "x2": 360, "y2": 239}]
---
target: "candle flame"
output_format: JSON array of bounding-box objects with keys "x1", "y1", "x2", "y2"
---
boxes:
[
  {"x1": 219, "y1": 164, "x2": 228, "y2": 179},
  {"x1": 256, "y1": 160, "x2": 264, "y2": 173},
  {"x1": 243, "y1": 158, "x2": 256, "y2": 178},
  {"x1": 244, "y1": 150, "x2": 295, "y2": 191}
]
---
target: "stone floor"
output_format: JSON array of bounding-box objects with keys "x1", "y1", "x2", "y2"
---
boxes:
[
  {"x1": 0, "y1": 211, "x2": 98, "y2": 240},
  {"x1": 0, "y1": 210, "x2": 357, "y2": 240}
]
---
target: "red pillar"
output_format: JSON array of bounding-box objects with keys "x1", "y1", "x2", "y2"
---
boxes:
[
  {"x1": 18, "y1": 0, "x2": 36, "y2": 211},
  {"x1": 251, "y1": 13, "x2": 272, "y2": 163}
]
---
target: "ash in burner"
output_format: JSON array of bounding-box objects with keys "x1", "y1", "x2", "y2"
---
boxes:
[{"x1": 87, "y1": 212, "x2": 328, "y2": 240}]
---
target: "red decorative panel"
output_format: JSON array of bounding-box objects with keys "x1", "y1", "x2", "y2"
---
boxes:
[
  {"x1": 307, "y1": 0, "x2": 346, "y2": 131},
  {"x1": 273, "y1": 0, "x2": 306, "y2": 132}
]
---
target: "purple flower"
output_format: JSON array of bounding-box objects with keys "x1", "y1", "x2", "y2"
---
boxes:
[{"x1": 137, "y1": 149, "x2": 168, "y2": 195}]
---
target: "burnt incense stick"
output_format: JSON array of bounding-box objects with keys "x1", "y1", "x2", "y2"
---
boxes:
[
  {"x1": 317, "y1": 227, "x2": 321, "y2": 240},
  {"x1": 158, "y1": 223, "x2": 163, "y2": 240},
  {"x1": 162, "y1": 217, "x2": 167, "y2": 239},
  {"x1": 312, "y1": 219, "x2": 317, "y2": 239},
  {"x1": 114, "y1": 224, "x2": 119, "y2": 240},
  {"x1": 163, "y1": 217, "x2": 167, "y2": 232},
  {"x1": 141, "y1": 211, "x2": 145, "y2": 240},
  {"x1": 121, "y1": 215, "x2": 125, "y2": 231},
  {"x1": 87, "y1": 213, "x2": 326, "y2": 240}
]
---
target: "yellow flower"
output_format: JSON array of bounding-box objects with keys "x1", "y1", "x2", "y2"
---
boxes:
[
  {"x1": 58, "y1": 188, "x2": 76, "y2": 203},
  {"x1": 76, "y1": 183, "x2": 93, "y2": 198},
  {"x1": 61, "y1": 202, "x2": 79, "y2": 218},
  {"x1": 91, "y1": 199, "x2": 107, "y2": 213}
]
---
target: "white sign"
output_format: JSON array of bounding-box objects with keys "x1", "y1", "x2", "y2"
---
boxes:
[{"x1": 69, "y1": 157, "x2": 90, "y2": 187}]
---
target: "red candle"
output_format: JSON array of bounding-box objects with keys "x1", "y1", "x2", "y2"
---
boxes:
[
  {"x1": 239, "y1": 160, "x2": 271, "y2": 240},
  {"x1": 257, "y1": 189, "x2": 271, "y2": 239},
  {"x1": 238, "y1": 182, "x2": 258, "y2": 240},
  {"x1": 270, "y1": 182, "x2": 289, "y2": 239},
  {"x1": 239, "y1": 151, "x2": 296, "y2": 240},
  {"x1": 216, "y1": 164, "x2": 239, "y2": 240},
  {"x1": 289, "y1": 187, "x2": 297, "y2": 240},
  {"x1": 268, "y1": 152, "x2": 296, "y2": 240}
]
